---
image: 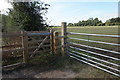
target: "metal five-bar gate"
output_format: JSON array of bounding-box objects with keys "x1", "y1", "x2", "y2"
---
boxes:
[{"x1": 61, "y1": 22, "x2": 120, "y2": 77}]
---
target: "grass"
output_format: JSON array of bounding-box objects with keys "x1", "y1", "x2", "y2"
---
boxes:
[
  {"x1": 2, "y1": 47, "x2": 118, "y2": 78},
  {"x1": 55, "y1": 26, "x2": 118, "y2": 34},
  {"x1": 55, "y1": 26, "x2": 119, "y2": 50},
  {"x1": 28, "y1": 49, "x2": 74, "y2": 69},
  {"x1": 2, "y1": 26, "x2": 119, "y2": 78},
  {"x1": 55, "y1": 26, "x2": 118, "y2": 43},
  {"x1": 54, "y1": 26, "x2": 119, "y2": 78}
]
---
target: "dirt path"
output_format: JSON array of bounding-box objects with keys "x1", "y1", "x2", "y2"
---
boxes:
[
  {"x1": 2, "y1": 62, "x2": 117, "y2": 78},
  {"x1": 3, "y1": 68, "x2": 76, "y2": 78},
  {"x1": 34, "y1": 70, "x2": 76, "y2": 78}
]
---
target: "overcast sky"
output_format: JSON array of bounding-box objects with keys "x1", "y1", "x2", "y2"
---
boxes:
[{"x1": 0, "y1": 0, "x2": 119, "y2": 26}]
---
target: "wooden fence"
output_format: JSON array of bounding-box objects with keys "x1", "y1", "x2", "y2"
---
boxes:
[
  {"x1": 2, "y1": 22, "x2": 67, "y2": 70},
  {"x1": 2, "y1": 22, "x2": 120, "y2": 77}
]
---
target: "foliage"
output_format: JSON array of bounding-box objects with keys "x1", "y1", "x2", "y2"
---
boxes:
[
  {"x1": 68, "y1": 18, "x2": 102, "y2": 26},
  {"x1": 105, "y1": 17, "x2": 120, "y2": 26},
  {"x1": 1, "y1": 13, "x2": 18, "y2": 32},
  {"x1": 68, "y1": 23, "x2": 73, "y2": 26},
  {"x1": 1, "y1": 14, "x2": 7, "y2": 32},
  {"x1": 68, "y1": 17, "x2": 120, "y2": 27},
  {"x1": 2, "y1": 1, "x2": 50, "y2": 32}
]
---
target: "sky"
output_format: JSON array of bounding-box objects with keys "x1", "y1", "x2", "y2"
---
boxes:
[
  {"x1": 46, "y1": 2, "x2": 118, "y2": 26},
  {"x1": 0, "y1": 0, "x2": 119, "y2": 26}
]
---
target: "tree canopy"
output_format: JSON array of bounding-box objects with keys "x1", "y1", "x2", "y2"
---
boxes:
[
  {"x1": 105, "y1": 17, "x2": 120, "y2": 26},
  {"x1": 2, "y1": 1, "x2": 50, "y2": 32},
  {"x1": 68, "y1": 17, "x2": 120, "y2": 27}
]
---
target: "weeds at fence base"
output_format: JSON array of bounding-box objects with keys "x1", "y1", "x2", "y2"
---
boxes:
[
  {"x1": 28, "y1": 52, "x2": 75, "y2": 70},
  {"x1": 2, "y1": 51, "x2": 118, "y2": 78}
]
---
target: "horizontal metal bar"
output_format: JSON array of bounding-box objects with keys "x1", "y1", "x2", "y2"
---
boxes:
[
  {"x1": 68, "y1": 37, "x2": 119, "y2": 46},
  {"x1": 68, "y1": 51, "x2": 120, "y2": 73},
  {"x1": 69, "y1": 55, "x2": 120, "y2": 77},
  {"x1": 27, "y1": 31, "x2": 48, "y2": 33},
  {"x1": 67, "y1": 50, "x2": 120, "y2": 72},
  {"x1": 69, "y1": 42, "x2": 120, "y2": 55},
  {"x1": 67, "y1": 49, "x2": 120, "y2": 67},
  {"x1": 2, "y1": 32, "x2": 51, "y2": 37},
  {"x1": 69, "y1": 46, "x2": 120, "y2": 61},
  {"x1": 56, "y1": 36, "x2": 65, "y2": 39},
  {"x1": 27, "y1": 32, "x2": 51, "y2": 36},
  {"x1": 67, "y1": 32, "x2": 120, "y2": 38}
]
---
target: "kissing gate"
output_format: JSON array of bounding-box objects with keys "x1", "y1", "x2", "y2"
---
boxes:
[{"x1": 2, "y1": 22, "x2": 120, "y2": 77}]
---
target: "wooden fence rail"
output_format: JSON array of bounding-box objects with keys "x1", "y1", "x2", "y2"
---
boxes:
[
  {"x1": 2, "y1": 22, "x2": 120, "y2": 77},
  {"x1": 2, "y1": 23, "x2": 67, "y2": 69}
]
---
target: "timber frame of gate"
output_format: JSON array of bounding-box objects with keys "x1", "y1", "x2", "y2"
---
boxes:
[
  {"x1": 50, "y1": 22, "x2": 67, "y2": 56},
  {"x1": 2, "y1": 22, "x2": 67, "y2": 70},
  {"x1": 27, "y1": 22, "x2": 68, "y2": 58}
]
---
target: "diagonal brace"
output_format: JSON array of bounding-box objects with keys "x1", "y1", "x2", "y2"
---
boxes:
[{"x1": 30, "y1": 36, "x2": 49, "y2": 58}]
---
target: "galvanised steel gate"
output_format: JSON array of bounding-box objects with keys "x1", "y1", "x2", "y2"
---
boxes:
[{"x1": 66, "y1": 32, "x2": 120, "y2": 77}]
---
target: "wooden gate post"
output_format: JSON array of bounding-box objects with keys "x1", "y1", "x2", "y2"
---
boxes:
[
  {"x1": 61, "y1": 22, "x2": 67, "y2": 56},
  {"x1": 50, "y1": 29, "x2": 54, "y2": 54},
  {"x1": 21, "y1": 31, "x2": 29, "y2": 63},
  {"x1": 53, "y1": 31, "x2": 59, "y2": 55}
]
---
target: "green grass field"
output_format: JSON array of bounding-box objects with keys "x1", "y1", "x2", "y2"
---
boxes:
[
  {"x1": 54, "y1": 26, "x2": 119, "y2": 50},
  {"x1": 55, "y1": 26, "x2": 118, "y2": 35},
  {"x1": 57, "y1": 26, "x2": 119, "y2": 78}
]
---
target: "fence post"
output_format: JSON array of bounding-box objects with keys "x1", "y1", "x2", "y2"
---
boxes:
[
  {"x1": 53, "y1": 31, "x2": 59, "y2": 55},
  {"x1": 50, "y1": 29, "x2": 54, "y2": 54},
  {"x1": 21, "y1": 31, "x2": 29, "y2": 63},
  {"x1": 61, "y1": 22, "x2": 67, "y2": 56}
]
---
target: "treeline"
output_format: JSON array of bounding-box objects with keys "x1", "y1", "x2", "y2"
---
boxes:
[
  {"x1": 1, "y1": 1, "x2": 50, "y2": 32},
  {"x1": 68, "y1": 17, "x2": 120, "y2": 26},
  {"x1": 105, "y1": 17, "x2": 120, "y2": 26}
]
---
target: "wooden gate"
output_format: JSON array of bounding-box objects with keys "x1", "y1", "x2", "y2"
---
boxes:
[{"x1": 2, "y1": 30, "x2": 63, "y2": 70}]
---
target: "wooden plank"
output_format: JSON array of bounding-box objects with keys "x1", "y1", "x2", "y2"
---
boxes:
[
  {"x1": 3, "y1": 62, "x2": 25, "y2": 70},
  {"x1": 28, "y1": 39, "x2": 50, "y2": 44},
  {"x1": 57, "y1": 45, "x2": 63, "y2": 49},
  {"x1": 2, "y1": 44, "x2": 22, "y2": 48},
  {"x1": 2, "y1": 33, "x2": 23, "y2": 37},
  {"x1": 21, "y1": 31, "x2": 29, "y2": 63},
  {"x1": 29, "y1": 49, "x2": 50, "y2": 54},
  {"x1": 2, "y1": 32, "x2": 21, "y2": 34},
  {"x1": 61, "y1": 22, "x2": 67, "y2": 56},
  {"x1": 2, "y1": 48, "x2": 24, "y2": 54},
  {"x1": 2, "y1": 31, "x2": 51, "y2": 38},
  {"x1": 56, "y1": 36, "x2": 65, "y2": 39},
  {"x1": 27, "y1": 33, "x2": 51, "y2": 36},
  {"x1": 50, "y1": 29, "x2": 54, "y2": 54},
  {"x1": 56, "y1": 44, "x2": 68, "y2": 49},
  {"x1": 53, "y1": 31, "x2": 59, "y2": 55},
  {"x1": 28, "y1": 45, "x2": 50, "y2": 50},
  {"x1": 30, "y1": 36, "x2": 49, "y2": 58}
]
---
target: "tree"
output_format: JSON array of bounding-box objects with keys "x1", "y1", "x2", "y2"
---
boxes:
[
  {"x1": 105, "y1": 17, "x2": 120, "y2": 26},
  {"x1": 68, "y1": 23, "x2": 73, "y2": 26},
  {"x1": 72, "y1": 18, "x2": 103, "y2": 26},
  {"x1": 8, "y1": 1, "x2": 50, "y2": 31},
  {"x1": 1, "y1": 14, "x2": 7, "y2": 32}
]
